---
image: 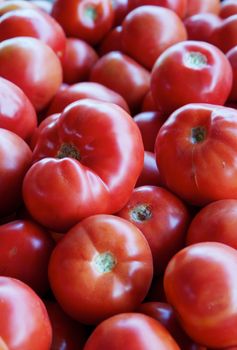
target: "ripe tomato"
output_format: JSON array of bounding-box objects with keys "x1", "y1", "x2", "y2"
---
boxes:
[
  {"x1": 210, "y1": 15, "x2": 237, "y2": 54},
  {"x1": 164, "y1": 242, "x2": 237, "y2": 348},
  {"x1": 117, "y1": 185, "x2": 190, "y2": 274},
  {"x1": 83, "y1": 313, "x2": 180, "y2": 349},
  {"x1": 136, "y1": 151, "x2": 161, "y2": 187},
  {"x1": 48, "y1": 215, "x2": 153, "y2": 324},
  {"x1": 220, "y1": 0, "x2": 237, "y2": 19},
  {"x1": 23, "y1": 99, "x2": 144, "y2": 231},
  {"x1": 151, "y1": 41, "x2": 233, "y2": 115},
  {"x1": 0, "y1": 37, "x2": 62, "y2": 111},
  {"x1": 128, "y1": 0, "x2": 187, "y2": 19},
  {"x1": 0, "y1": 219, "x2": 54, "y2": 295},
  {"x1": 226, "y1": 46, "x2": 237, "y2": 102},
  {"x1": 184, "y1": 13, "x2": 221, "y2": 42},
  {"x1": 0, "y1": 276, "x2": 52, "y2": 350},
  {"x1": 121, "y1": 6, "x2": 187, "y2": 70}
]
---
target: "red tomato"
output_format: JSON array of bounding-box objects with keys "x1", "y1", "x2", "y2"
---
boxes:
[
  {"x1": 186, "y1": 199, "x2": 237, "y2": 249},
  {"x1": 185, "y1": 0, "x2": 220, "y2": 17},
  {"x1": 164, "y1": 242, "x2": 237, "y2": 348},
  {"x1": 23, "y1": 99, "x2": 144, "y2": 231},
  {"x1": 128, "y1": 0, "x2": 187, "y2": 19},
  {"x1": 141, "y1": 90, "x2": 156, "y2": 112},
  {"x1": 0, "y1": 37, "x2": 62, "y2": 111},
  {"x1": 137, "y1": 302, "x2": 206, "y2": 350},
  {"x1": 121, "y1": 6, "x2": 187, "y2": 70},
  {"x1": 136, "y1": 151, "x2": 161, "y2": 187},
  {"x1": 0, "y1": 77, "x2": 37, "y2": 142},
  {"x1": 155, "y1": 104, "x2": 237, "y2": 206},
  {"x1": 30, "y1": 113, "x2": 60, "y2": 150},
  {"x1": 83, "y1": 313, "x2": 180, "y2": 349},
  {"x1": 117, "y1": 186, "x2": 190, "y2": 274},
  {"x1": 98, "y1": 26, "x2": 122, "y2": 56},
  {"x1": 220, "y1": 0, "x2": 237, "y2": 19},
  {"x1": 111, "y1": 0, "x2": 129, "y2": 26},
  {"x1": 184, "y1": 13, "x2": 221, "y2": 42},
  {"x1": 0, "y1": 219, "x2": 54, "y2": 295},
  {"x1": 151, "y1": 41, "x2": 233, "y2": 115},
  {"x1": 0, "y1": 276, "x2": 52, "y2": 350},
  {"x1": 210, "y1": 15, "x2": 237, "y2": 54},
  {"x1": 226, "y1": 46, "x2": 237, "y2": 102},
  {"x1": 0, "y1": 128, "x2": 32, "y2": 218},
  {"x1": 48, "y1": 215, "x2": 153, "y2": 324},
  {"x1": 134, "y1": 111, "x2": 166, "y2": 152},
  {"x1": 45, "y1": 301, "x2": 87, "y2": 350},
  {"x1": 46, "y1": 81, "x2": 130, "y2": 115},
  {"x1": 62, "y1": 38, "x2": 98, "y2": 84},
  {"x1": 52, "y1": 0, "x2": 114, "y2": 45},
  {"x1": 0, "y1": 8, "x2": 66, "y2": 59},
  {"x1": 90, "y1": 51, "x2": 150, "y2": 114}
]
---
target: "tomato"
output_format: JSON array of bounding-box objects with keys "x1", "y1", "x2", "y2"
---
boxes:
[
  {"x1": 90, "y1": 51, "x2": 150, "y2": 114},
  {"x1": 83, "y1": 313, "x2": 180, "y2": 349},
  {"x1": 46, "y1": 81, "x2": 130, "y2": 116},
  {"x1": 210, "y1": 15, "x2": 237, "y2": 54},
  {"x1": 128, "y1": 0, "x2": 187, "y2": 19},
  {"x1": 0, "y1": 77, "x2": 37, "y2": 142},
  {"x1": 136, "y1": 151, "x2": 161, "y2": 187},
  {"x1": 45, "y1": 301, "x2": 87, "y2": 350},
  {"x1": 30, "y1": 113, "x2": 60, "y2": 150},
  {"x1": 0, "y1": 219, "x2": 54, "y2": 295},
  {"x1": 0, "y1": 276, "x2": 52, "y2": 350},
  {"x1": 186, "y1": 199, "x2": 237, "y2": 249},
  {"x1": 61, "y1": 38, "x2": 98, "y2": 84},
  {"x1": 220, "y1": 0, "x2": 237, "y2": 19},
  {"x1": 23, "y1": 99, "x2": 144, "y2": 231},
  {"x1": 137, "y1": 302, "x2": 206, "y2": 350},
  {"x1": 226, "y1": 46, "x2": 237, "y2": 102},
  {"x1": 141, "y1": 90, "x2": 156, "y2": 112},
  {"x1": 117, "y1": 186, "x2": 190, "y2": 274},
  {"x1": 111, "y1": 0, "x2": 129, "y2": 25},
  {"x1": 185, "y1": 0, "x2": 220, "y2": 17},
  {"x1": 48, "y1": 215, "x2": 153, "y2": 324},
  {"x1": 0, "y1": 128, "x2": 32, "y2": 218},
  {"x1": 0, "y1": 8, "x2": 66, "y2": 59},
  {"x1": 52, "y1": 0, "x2": 114, "y2": 45},
  {"x1": 98, "y1": 26, "x2": 122, "y2": 56},
  {"x1": 155, "y1": 103, "x2": 237, "y2": 206},
  {"x1": 134, "y1": 111, "x2": 166, "y2": 152},
  {"x1": 121, "y1": 6, "x2": 187, "y2": 70},
  {"x1": 184, "y1": 13, "x2": 221, "y2": 42},
  {"x1": 151, "y1": 41, "x2": 233, "y2": 115},
  {"x1": 164, "y1": 242, "x2": 237, "y2": 348},
  {"x1": 0, "y1": 37, "x2": 62, "y2": 111}
]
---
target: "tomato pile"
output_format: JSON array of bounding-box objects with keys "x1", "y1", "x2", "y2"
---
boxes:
[{"x1": 1, "y1": 0, "x2": 237, "y2": 349}]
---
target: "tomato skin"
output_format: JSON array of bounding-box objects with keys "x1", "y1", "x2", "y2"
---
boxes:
[
  {"x1": 134, "y1": 111, "x2": 165, "y2": 152},
  {"x1": 0, "y1": 77, "x2": 37, "y2": 142},
  {"x1": 0, "y1": 8, "x2": 66, "y2": 59},
  {"x1": 155, "y1": 104, "x2": 237, "y2": 206},
  {"x1": 121, "y1": 6, "x2": 187, "y2": 70},
  {"x1": 128, "y1": 0, "x2": 187, "y2": 19},
  {"x1": 45, "y1": 301, "x2": 87, "y2": 350},
  {"x1": 136, "y1": 151, "x2": 161, "y2": 187},
  {"x1": 46, "y1": 81, "x2": 130, "y2": 115},
  {"x1": 83, "y1": 313, "x2": 180, "y2": 350},
  {"x1": 48, "y1": 215, "x2": 153, "y2": 324},
  {"x1": 151, "y1": 41, "x2": 233, "y2": 115},
  {"x1": 98, "y1": 26, "x2": 122, "y2": 56},
  {"x1": 210, "y1": 15, "x2": 237, "y2": 54},
  {"x1": 226, "y1": 46, "x2": 237, "y2": 102},
  {"x1": 62, "y1": 38, "x2": 98, "y2": 84},
  {"x1": 0, "y1": 128, "x2": 32, "y2": 218},
  {"x1": 117, "y1": 186, "x2": 190, "y2": 274},
  {"x1": 220, "y1": 0, "x2": 237, "y2": 19},
  {"x1": 90, "y1": 51, "x2": 150, "y2": 114},
  {"x1": 0, "y1": 276, "x2": 52, "y2": 350},
  {"x1": 0, "y1": 37, "x2": 62, "y2": 111},
  {"x1": 164, "y1": 242, "x2": 237, "y2": 348},
  {"x1": 0, "y1": 219, "x2": 54, "y2": 295},
  {"x1": 23, "y1": 99, "x2": 144, "y2": 232},
  {"x1": 184, "y1": 13, "x2": 221, "y2": 42},
  {"x1": 185, "y1": 0, "x2": 220, "y2": 17},
  {"x1": 52, "y1": 0, "x2": 114, "y2": 45},
  {"x1": 141, "y1": 90, "x2": 156, "y2": 112}
]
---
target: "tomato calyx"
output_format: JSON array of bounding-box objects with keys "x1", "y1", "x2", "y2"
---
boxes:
[
  {"x1": 191, "y1": 126, "x2": 206, "y2": 144},
  {"x1": 84, "y1": 5, "x2": 98, "y2": 22},
  {"x1": 93, "y1": 252, "x2": 117, "y2": 273},
  {"x1": 130, "y1": 204, "x2": 152, "y2": 222},
  {"x1": 56, "y1": 143, "x2": 81, "y2": 161},
  {"x1": 184, "y1": 51, "x2": 208, "y2": 69}
]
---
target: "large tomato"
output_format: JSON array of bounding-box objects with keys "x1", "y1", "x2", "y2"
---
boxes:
[
  {"x1": 83, "y1": 313, "x2": 180, "y2": 349},
  {"x1": 0, "y1": 276, "x2": 52, "y2": 350},
  {"x1": 164, "y1": 242, "x2": 237, "y2": 348},
  {"x1": 155, "y1": 103, "x2": 237, "y2": 206},
  {"x1": 151, "y1": 41, "x2": 233, "y2": 115},
  {"x1": 23, "y1": 99, "x2": 144, "y2": 231},
  {"x1": 184, "y1": 13, "x2": 221, "y2": 42},
  {"x1": 48, "y1": 215, "x2": 153, "y2": 324}
]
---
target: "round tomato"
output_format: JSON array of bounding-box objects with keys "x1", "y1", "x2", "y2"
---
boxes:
[
  {"x1": 83, "y1": 313, "x2": 180, "y2": 349},
  {"x1": 48, "y1": 215, "x2": 153, "y2": 324},
  {"x1": 184, "y1": 13, "x2": 221, "y2": 42},
  {"x1": 136, "y1": 151, "x2": 161, "y2": 187}
]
